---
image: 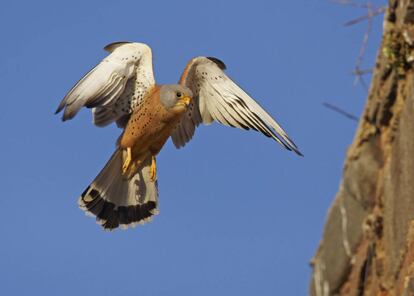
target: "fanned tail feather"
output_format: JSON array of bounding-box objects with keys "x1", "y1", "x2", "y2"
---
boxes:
[{"x1": 78, "y1": 150, "x2": 159, "y2": 230}]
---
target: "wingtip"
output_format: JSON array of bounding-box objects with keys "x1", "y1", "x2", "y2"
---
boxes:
[
  {"x1": 103, "y1": 41, "x2": 132, "y2": 52},
  {"x1": 206, "y1": 57, "x2": 227, "y2": 70},
  {"x1": 282, "y1": 135, "x2": 303, "y2": 157},
  {"x1": 288, "y1": 142, "x2": 303, "y2": 157},
  {"x1": 283, "y1": 142, "x2": 303, "y2": 157},
  {"x1": 60, "y1": 109, "x2": 75, "y2": 122},
  {"x1": 55, "y1": 102, "x2": 65, "y2": 115},
  {"x1": 294, "y1": 149, "x2": 304, "y2": 157}
]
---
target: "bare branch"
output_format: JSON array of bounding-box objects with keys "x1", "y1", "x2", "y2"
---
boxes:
[
  {"x1": 323, "y1": 102, "x2": 359, "y2": 121},
  {"x1": 351, "y1": 67, "x2": 373, "y2": 89},
  {"x1": 351, "y1": 68, "x2": 373, "y2": 75},
  {"x1": 332, "y1": 0, "x2": 383, "y2": 9},
  {"x1": 332, "y1": 1, "x2": 387, "y2": 89},
  {"x1": 344, "y1": 6, "x2": 387, "y2": 26}
]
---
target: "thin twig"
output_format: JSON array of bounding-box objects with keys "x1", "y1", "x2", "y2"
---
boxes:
[
  {"x1": 332, "y1": 0, "x2": 381, "y2": 9},
  {"x1": 353, "y1": 2, "x2": 374, "y2": 87},
  {"x1": 323, "y1": 102, "x2": 359, "y2": 121},
  {"x1": 351, "y1": 68, "x2": 373, "y2": 75},
  {"x1": 344, "y1": 6, "x2": 387, "y2": 26},
  {"x1": 351, "y1": 68, "x2": 373, "y2": 89},
  {"x1": 332, "y1": 0, "x2": 387, "y2": 89}
]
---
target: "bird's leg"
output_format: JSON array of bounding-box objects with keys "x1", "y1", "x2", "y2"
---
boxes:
[
  {"x1": 122, "y1": 147, "x2": 132, "y2": 175},
  {"x1": 127, "y1": 157, "x2": 143, "y2": 177},
  {"x1": 150, "y1": 156, "x2": 157, "y2": 182}
]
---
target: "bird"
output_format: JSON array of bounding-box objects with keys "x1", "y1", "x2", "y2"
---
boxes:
[{"x1": 56, "y1": 41, "x2": 302, "y2": 230}]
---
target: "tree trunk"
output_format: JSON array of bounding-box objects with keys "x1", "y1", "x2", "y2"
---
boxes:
[{"x1": 310, "y1": 1, "x2": 414, "y2": 295}]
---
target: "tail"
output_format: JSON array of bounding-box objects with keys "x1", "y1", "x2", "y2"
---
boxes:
[{"x1": 78, "y1": 149, "x2": 159, "y2": 230}]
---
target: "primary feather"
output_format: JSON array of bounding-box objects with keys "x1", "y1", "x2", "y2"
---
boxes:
[
  {"x1": 56, "y1": 42, "x2": 155, "y2": 126},
  {"x1": 172, "y1": 57, "x2": 302, "y2": 155}
]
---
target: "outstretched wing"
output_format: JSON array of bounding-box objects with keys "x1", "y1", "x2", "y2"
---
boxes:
[
  {"x1": 171, "y1": 57, "x2": 302, "y2": 155},
  {"x1": 55, "y1": 42, "x2": 155, "y2": 127}
]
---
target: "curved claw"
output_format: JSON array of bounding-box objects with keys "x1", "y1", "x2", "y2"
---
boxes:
[{"x1": 150, "y1": 156, "x2": 157, "y2": 182}]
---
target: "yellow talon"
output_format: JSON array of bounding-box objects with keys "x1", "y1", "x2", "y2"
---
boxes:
[
  {"x1": 122, "y1": 147, "x2": 132, "y2": 175},
  {"x1": 150, "y1": 156, "x2": 157, "y2": 182}
]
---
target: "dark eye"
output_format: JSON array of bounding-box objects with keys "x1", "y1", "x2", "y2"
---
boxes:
[{"x1": 176, "y1": 92, "x2": 182, "y2": 98}]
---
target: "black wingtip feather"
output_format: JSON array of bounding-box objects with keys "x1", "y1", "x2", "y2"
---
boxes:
[
  {"x1": 55, "y1": 100, "x2": 65, "y2": 115},
  {"x1": 294, "y1": 149, "x2": 304, "y2": 157},
  {"x1": 283, "y1": 136, "x2": 304, "y2": 157},
  {"x1": 104, "y1": 41, "x2": 132, "y2": 52},
  {"x1": 207, "y1": 57, "x2": 227, "y2": 70}
]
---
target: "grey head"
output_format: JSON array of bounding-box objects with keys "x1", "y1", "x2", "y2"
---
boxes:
[{"x1": 159, "y1": 84, "x2": 193, "y2": 110}]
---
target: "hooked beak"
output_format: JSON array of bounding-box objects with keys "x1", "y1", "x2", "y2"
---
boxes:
[{"x1": 176, "y1": 96, "x2": 192, "y2": 107}]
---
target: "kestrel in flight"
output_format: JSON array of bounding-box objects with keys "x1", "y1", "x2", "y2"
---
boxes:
[{"x1": 56, "y1": 42, "x2": 302, "y2": 230}]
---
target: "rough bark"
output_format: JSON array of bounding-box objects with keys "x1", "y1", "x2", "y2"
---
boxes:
[{"x1": 310, "y1": 1, "x2": 414, "y2": 295}]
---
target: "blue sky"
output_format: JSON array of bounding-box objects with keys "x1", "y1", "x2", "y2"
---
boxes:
[{"x1": 0, "y1": 1, "x2": 385, "y2": 295}]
